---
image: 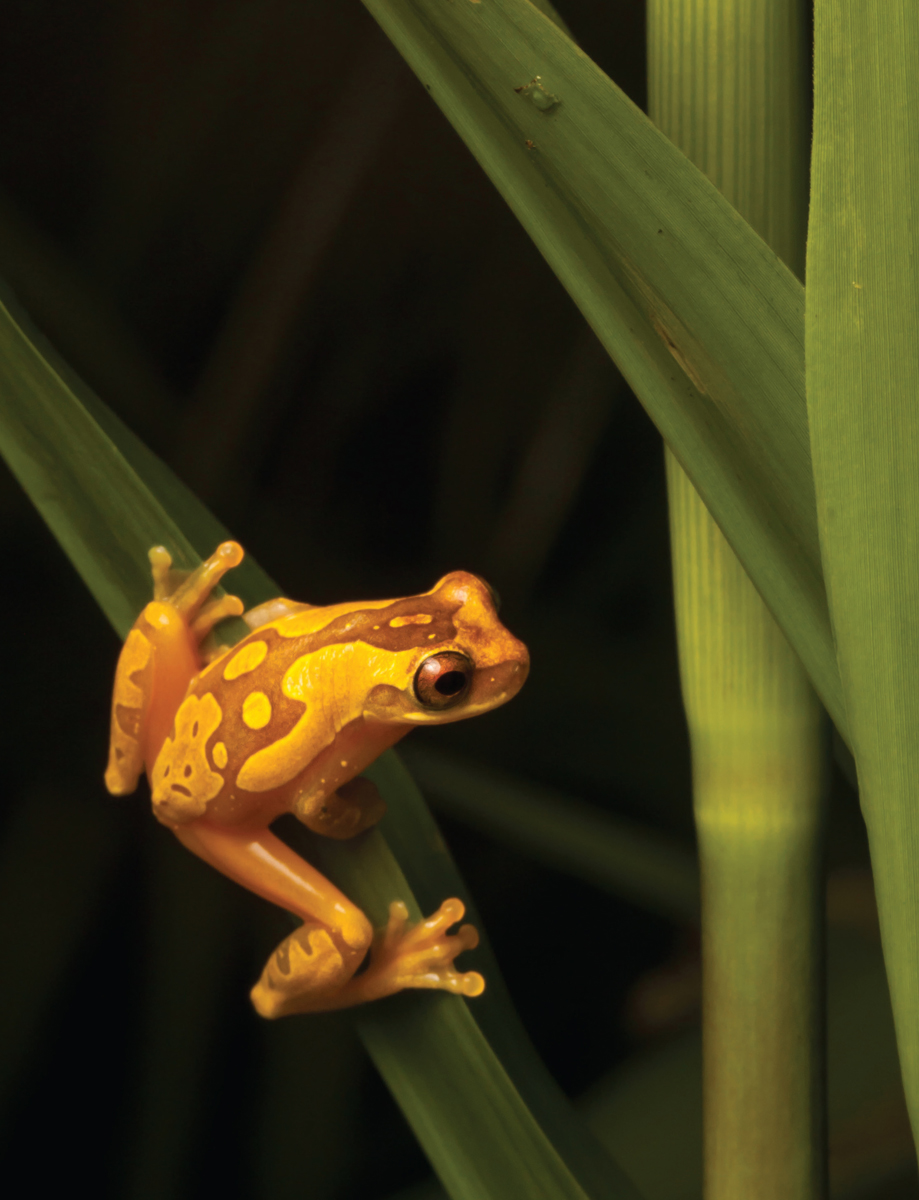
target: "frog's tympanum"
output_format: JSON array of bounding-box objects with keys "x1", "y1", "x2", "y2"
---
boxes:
[{"x1": 106, "y1": 543, "x2": 528, "y2": 1017}]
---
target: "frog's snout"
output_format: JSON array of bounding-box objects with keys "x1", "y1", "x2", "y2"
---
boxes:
[{"x1": 476, "y1": 653, "x2": 529, "y2": 709}]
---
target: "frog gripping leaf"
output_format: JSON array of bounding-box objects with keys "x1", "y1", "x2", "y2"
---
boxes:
[{"x1": 106, "y1": 542, "x2": 529, "y2": 1017}]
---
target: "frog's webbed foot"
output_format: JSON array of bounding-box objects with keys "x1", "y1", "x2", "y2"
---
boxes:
[
  {"x1": 250, "y1": 899, "x2": 482, "y2": 1017},
  {"x1": 359, "y1": 899, "x2": 484, "y2": 1001},
  {"x1": 174, "y1": 822, "x2": 375, "y2": 1019}
]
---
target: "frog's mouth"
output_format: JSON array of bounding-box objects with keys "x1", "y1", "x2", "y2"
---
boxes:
[{"x1": 364, "y1": 656, "x2": 529, "y2": 725}]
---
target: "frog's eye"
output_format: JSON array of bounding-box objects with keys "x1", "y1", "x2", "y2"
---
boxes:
[{"x1": 414, "y1": 652, "x2": 474, "y2": 710}]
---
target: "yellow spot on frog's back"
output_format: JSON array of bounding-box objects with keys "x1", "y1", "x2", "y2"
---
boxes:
[
  {"x1": 150, "y1": 692, "x2": 225, "y2": 824},
  {"x1": 390, "y1": 613, "x2": 433, "y2": 628},
  {"x1": 237, "y1": 642, "x2": 395, "y2": 794},
  {"x1": 224, "y1": 640, "x2": 268, "y2": 680},
  {"x1": 212, "y1": 741, "x2": 228, "y2": 769},
  {"x1": 242, "y1": 691, "x2": 272, "y2": 730}
]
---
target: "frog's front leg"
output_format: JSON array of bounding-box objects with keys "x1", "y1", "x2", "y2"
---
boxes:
[
  {"x1": 172, "y1": 819, "x2": 482, "y2": 1017},
  {"x1": 295, "y1": 775, "x2": 388, "y2": 839}
]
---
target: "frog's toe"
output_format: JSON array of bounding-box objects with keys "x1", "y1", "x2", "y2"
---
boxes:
[
  {"x1": 402, "y1": 898, "x2": 475, "y2": 949},
  {"x1": 250, "y1": 924, "x2": 344, "y2": 1018},
  {"x1": 374, "y1": 898, "x2": 484, "y2": 997}
]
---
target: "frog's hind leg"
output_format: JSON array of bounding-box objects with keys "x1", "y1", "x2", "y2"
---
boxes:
[
  {"x1": 106, "y1": 542, "x2": 245, "y2": 797},
  {"x1": 172, "y1": 818, "x2": 483, "y2": 1017},
  {"x1": 105, "y1": 626, "x2": 155, "y2": 795},
  {"x1": 172, "y1": 820, "x2": 374, "y2": 1017},
  {"x1": 261, "y1": 895, "x2": 484, "y2": 1014}
]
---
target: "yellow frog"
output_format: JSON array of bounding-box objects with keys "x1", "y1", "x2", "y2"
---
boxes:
[{"x1": 105, "y1": 542, "x2": 529, "y2": 1017}]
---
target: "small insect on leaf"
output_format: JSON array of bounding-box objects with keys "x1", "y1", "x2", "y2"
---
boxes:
[{"x1": 514, "y1": 76, "x2": 561, "y2": 113}]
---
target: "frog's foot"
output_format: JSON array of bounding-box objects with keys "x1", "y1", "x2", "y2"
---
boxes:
[
  {"x1": 171, "y1": 541, "x2": 244, "y2": 617},
  {"x1": 357, "y1": 898, "x2": 484, "y2": 1002},
  {"x1": 250, "y1": 923, "x2": 360, "y2": 1019},
  {"x1": 249, "y1": 902, "x2": 481, "y2": 1017},
  {"x1": 194, "y1": 594, "x2": 247, "y2": 664},
  {"x1": 148, "y1": 542, "x2": 244, "y2": 641},
  {"x1": 149, "y1": 545, "x2": 184, "y2": 600}
]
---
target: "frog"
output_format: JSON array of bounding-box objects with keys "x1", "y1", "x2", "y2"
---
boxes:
[{"x1": 105, "y1": 541, "x2": 529, "y2": 1018}]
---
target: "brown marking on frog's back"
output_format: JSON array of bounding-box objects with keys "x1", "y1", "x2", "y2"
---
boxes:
[
  {"x1": 275, "y1": 592, "x2": 462, "y2": 655},
  {"x1": 187, "y1": 590, "x2": 462, "y2": 786},
  {"x1": 191, "y1": 627, "x2": 307, "y2": 781}
]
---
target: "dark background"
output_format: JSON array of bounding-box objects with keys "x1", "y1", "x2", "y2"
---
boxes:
[{"x1": 0, "y1": 2, "x2": 909, "y2": 1198}]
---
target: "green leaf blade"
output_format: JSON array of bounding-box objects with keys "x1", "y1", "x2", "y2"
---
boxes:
[
  {"x1": 362, "y1": 0, "x2": 843, "y2": 734},
  {"x1": 807, "y1": 0, "x2": 919, "y2": 1143}
]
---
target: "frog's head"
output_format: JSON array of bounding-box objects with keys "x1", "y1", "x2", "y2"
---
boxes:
[{"x1": 362, "y1": 571, "x2": 529, "y2": 726}]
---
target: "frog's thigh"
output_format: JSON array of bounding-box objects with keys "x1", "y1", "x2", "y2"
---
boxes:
[
  {"x1": 107, "y1": 600, "x2": 201, "y2": 795},
  {"x1": 105, "y1": 627, "x2": 154, "y2": 794},
  {"x1": 172, "y1": 819, "x2": 372, "y2": 953}
]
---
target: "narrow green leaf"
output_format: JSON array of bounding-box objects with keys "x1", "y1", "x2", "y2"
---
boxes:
[
  {"x1": 807, "y1": 0, "x2": 919, "y2": 1147},
  {"x1": 0, "y1": 291, "x2": 199, "y2": 634},
  {"x1": 360, "y1": 0, "x2": 844, "y2": 736},
  {"x1": 0, "y1": 285, "x2": 642, "y2": 1200}
]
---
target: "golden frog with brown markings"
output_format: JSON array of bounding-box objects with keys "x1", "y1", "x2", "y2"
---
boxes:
[{"x1": 106, "y1": 542, "x2": 528, "y2": 1017}]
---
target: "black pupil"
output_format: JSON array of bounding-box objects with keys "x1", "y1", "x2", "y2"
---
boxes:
[{"x1": 435, "y1": 670, "x2": 466, "y2": 696}]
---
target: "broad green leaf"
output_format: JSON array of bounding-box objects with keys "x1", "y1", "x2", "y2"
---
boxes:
[
  {"x1": 360, "y1": 0, "x2": 845, "y2": 738},
  {"x1": 0, "y1": 284, "x2": 642, "y2": 1200},
  {"x1": 807, "y1": 0, "x2": 919, "y2": 1147}
]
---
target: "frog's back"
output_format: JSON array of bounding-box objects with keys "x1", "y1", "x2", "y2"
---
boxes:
[{"x1": 148, "y1": 583, "x2": 488, "y2": 828}]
